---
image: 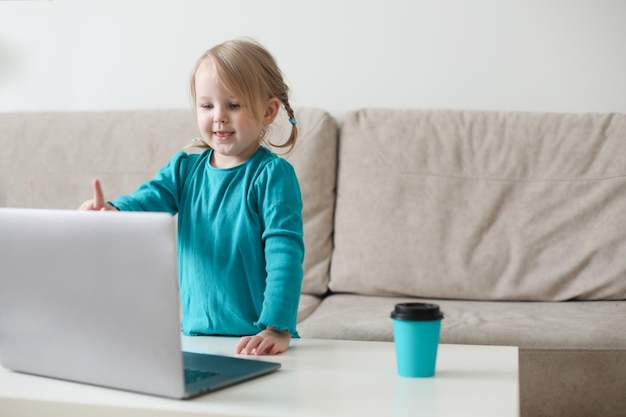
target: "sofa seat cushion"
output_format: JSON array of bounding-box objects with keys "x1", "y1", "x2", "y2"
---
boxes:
[
  {"x1": 297, "y1": 294, "x2": 626, "y2": 348},
  {"x1": 297, "y1": 294, "x2": 323, "y2": 323}
]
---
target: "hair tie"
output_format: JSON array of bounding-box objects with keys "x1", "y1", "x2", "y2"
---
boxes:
[{"x1": 289, "y1": 117, "x2": 297, "y2": 125}]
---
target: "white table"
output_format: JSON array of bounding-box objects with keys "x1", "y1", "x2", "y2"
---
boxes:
[{"x1": 0, "y1": 337, "x2": 518, "y2": 417}]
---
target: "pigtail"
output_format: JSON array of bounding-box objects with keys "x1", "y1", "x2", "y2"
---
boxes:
[{"x1": 270, "y1": 99, "x2": 298, "y2": 153}]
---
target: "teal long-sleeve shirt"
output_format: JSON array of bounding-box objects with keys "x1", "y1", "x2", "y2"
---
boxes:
[{"x1": 111, "y1": 147, "x2": 304, "y2": 337}]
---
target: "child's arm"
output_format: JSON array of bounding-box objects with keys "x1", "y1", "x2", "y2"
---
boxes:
[
  {"x1": 234, "y1": 327, "x2": 291, "y2": 356},
  {"x1": 242, "y1": 160, "x2": 303, "y2": 355}
]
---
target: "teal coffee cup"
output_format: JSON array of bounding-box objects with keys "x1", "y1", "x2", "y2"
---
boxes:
[{"x1": 391, "y1": 303, "x2": 444, "y2": 377}]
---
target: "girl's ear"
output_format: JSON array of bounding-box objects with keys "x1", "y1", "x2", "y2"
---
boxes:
[{"x1": 263, "y1": 98, "x2": 281, "y2": 125}]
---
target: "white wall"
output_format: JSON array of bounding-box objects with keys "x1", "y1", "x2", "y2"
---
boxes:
[{"x1": 1, "y1": 0, "x2": 626, "y2": 118}]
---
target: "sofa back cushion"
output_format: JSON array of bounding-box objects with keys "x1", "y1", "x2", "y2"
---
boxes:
[
  {"x1": 268, "y1": 108, "x2": 338, "y2": 295},
  {"x1": 0, "y1": 110, "x2": 198, "y2": 210},
  {"x1": 330, "y1": 109, "x2": 626, "y2": 301},
  {"x1": 0, "y1": 107, "x2": 337, "y2": 296}
]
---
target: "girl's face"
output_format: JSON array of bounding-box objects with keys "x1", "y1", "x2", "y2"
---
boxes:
[{"x1": 194, "y1": 61, "x2": 279, "y2": 168}]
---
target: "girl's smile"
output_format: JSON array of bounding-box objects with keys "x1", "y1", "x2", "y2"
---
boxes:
[{"x1": 214, "y1": 130, "x2": 235, "y2": 141}]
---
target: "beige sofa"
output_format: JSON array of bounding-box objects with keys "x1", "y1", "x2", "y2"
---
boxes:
[{"x1": 2, "y1": 108, "x2": 626, "y2": 417}]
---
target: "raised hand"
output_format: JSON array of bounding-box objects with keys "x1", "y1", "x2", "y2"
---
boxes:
[{"x1": 78, "y1": 179, "x2": 117, "y2": 211}]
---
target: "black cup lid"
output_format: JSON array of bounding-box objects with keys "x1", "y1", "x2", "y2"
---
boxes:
[{"x1": 390, "y1": 303, "x2": 444, "y2": 321}]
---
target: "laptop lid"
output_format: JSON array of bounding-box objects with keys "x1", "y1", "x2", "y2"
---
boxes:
[{"x1": 0, "y1": 208, "x2": 279, "y2": 399}]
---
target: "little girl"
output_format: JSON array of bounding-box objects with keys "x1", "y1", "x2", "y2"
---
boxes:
[{"x1": 79, "y1": 38, "x2": 304, "y2": 356}]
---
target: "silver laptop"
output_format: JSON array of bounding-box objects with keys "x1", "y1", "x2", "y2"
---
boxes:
[{"x1": 0, "y1": 207, "x2": 280, "y2": 399}]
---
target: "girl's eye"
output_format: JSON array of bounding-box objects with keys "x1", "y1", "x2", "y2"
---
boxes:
[
  {"x1": 200, "y1": 104, "x2": 213, "y2": 109},
  {"x1": 229, "y1": 103, "x2": 241, "y2": 109}
]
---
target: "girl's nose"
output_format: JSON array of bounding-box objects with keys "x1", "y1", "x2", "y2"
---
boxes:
[{"x1": 214, "y1": 108, "x2": 227, "y2": 124}]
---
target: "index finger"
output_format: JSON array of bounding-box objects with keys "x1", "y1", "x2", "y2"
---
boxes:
[{"x1": 92, "y1": 179, "x2": 106, "y2": 209}]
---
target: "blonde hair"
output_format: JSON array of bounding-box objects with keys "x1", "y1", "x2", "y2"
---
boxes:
[{"x1": 189, "y1": 38, "x2": 297, "y2": 152}]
